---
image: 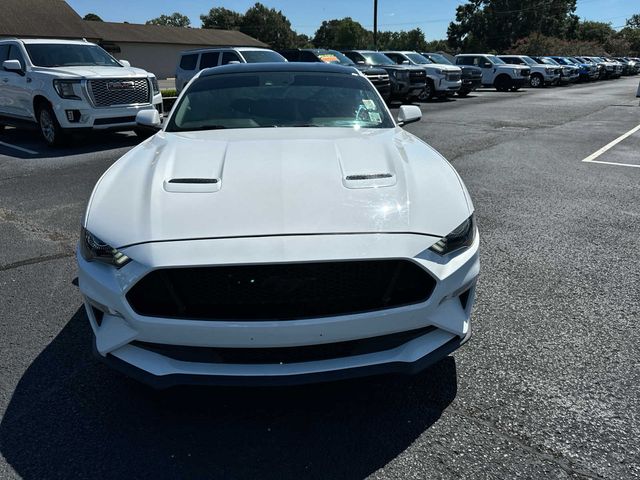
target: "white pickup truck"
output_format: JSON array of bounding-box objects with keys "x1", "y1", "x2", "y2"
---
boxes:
[
  {"x1": 0, "y1": 38, "x2": 162, "y2": 146},
  {"x1": 455, "y1": 54, "x2": 530, "y2": 92},
  {"x1": 498, "y1": 55, "x2": 561, "y2": 87},
  {"x1": 383, "y1": 51, "x2": 462, "y2": 100}
]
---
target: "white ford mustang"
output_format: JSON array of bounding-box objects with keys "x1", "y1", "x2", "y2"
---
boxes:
[{"x1": 77, "y1": 63, "x2": 479, "y2": 387}]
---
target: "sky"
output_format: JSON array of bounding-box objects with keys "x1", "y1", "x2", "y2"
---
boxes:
[{"x1": 66, "y1": 0, "x2": 638, "y2": 40}]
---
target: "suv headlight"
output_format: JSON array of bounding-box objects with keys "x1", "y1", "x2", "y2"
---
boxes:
[
  {"x1": 149, "y1": 75, "x2": 160, "y2": 94},
  {"x1": 80, "y1": 227, "x2": 131, "y2": 268},
  {"x1": 53, "y1": 79, "x2": 81, "y2": 100},
  {"x1": 545, "y1": 67, "x2": 554, "y2": 73},
  {"x1": 429, "y1": 215, "x2": 476, "y2": 255}
]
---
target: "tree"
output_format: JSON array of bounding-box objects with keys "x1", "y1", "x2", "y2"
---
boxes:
[
  {"x1": 448, "y1": 0, "x2": 578, "y2": 52},
  {"x1": 313, "y1": 18, "x2": 372, "y2": 49},
  {"x1": 146, "y1": 12, "x2": 191, "y2": 28},
  {"x1": 575, "y1": 21, "x2": 615, "y2": 44},
  {"x1": 626, "y1": 14, "x2": 640, "y2": 29},
  {"x1": 377, "y1": 28, "x2": 429, "y2": 51},
  {"x1": 238, "y1": 3, "x2": 296, "y2": 49},
  {"x1": 83, "y1": 13, "x2": 103, "y2": 22},
  {"x1": 200, "y1": 7, "x2": 242, "y2": 30},
  {"x1": 295, "y1": 33, "x2": 314, "y2": 49}
]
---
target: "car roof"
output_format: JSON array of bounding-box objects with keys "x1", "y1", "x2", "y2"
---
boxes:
[
  {"x1": 3, "y1": 38, "x2": 96, "y2": 46},
  {"x1": 180, "y1": 47, "x2": 275, "y2": 55},
  {"x1": 199, "y1": 62, "x2": 357, "y2": 77}
]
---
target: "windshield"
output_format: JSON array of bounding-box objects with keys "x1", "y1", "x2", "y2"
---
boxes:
[
  {"x1": 361, "y1": 52, "x2": 395, "y2": 66},
  {"x1": 424, "y1": 53, "x2": 452, "y2": 65},
  {"x1": 552, "y1": 57, "x2": 568, "y2": 65},
  {"x1": 406, "y1": 53, "x2": 432, "y2": 64},
  {"x1": 328, "y1": 50, "x2": 356, "y2": 67},
  {"x1": 241, "y1": 50, "x2": 286, "y2": 63},
  {"x1": 25, "y1": 44, "x2": 121, "y2": 67},
  {"x1": 167, "y1": 71, "x2": 394, "y2": 132},
  {"x1": 539, "y1": 58, "x2": 558, "y2": 65},
  {"x1": 486, "y1": 55, "x2": 506, "y2": 65},
  {"x1": 520, "y1": 56, "x2": 537, "y2": 66}
]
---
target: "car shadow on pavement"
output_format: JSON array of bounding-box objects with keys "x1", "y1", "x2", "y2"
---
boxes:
[
  {"x1": 0, "y1": 127, "x2": 141, "y2": 160},
  {"x1": 0, "y1": 307, "x2": 458, "y2": 480}
]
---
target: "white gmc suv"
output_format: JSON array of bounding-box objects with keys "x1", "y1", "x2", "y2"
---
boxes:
[{"x1": 0, "y1": 38, "x2": 163, "y2": 146}]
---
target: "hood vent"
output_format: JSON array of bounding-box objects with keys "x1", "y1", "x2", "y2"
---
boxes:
[
  {"x1": 343, "y1": 172, "x2": 396, "y2": 189},
  {"x1": 164, "y1": 177, "x2": 221, "y2": 193},
  {"x1": 168, "y1": 178, "x2": 218, "y2": 184},
  {"x1": 346, "y1": 173, "x2": 393, "y2": 181}
]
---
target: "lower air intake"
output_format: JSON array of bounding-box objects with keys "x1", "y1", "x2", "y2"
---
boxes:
[{"x1": 126, "y1": 260, "x2": 436, "y2": 320}]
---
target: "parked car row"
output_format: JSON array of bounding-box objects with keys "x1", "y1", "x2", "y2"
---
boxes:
[{"x1": 2, "y1": 37, "x2": 638, "y2": 147}]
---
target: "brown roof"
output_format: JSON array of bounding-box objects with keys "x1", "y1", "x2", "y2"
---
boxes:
[
  {"x1": 0, "y1": 0, "x2": 86, "y2": 39},
  {"x1": 0, "y1": 0, "x2": 267, "y2": 47},
  {"x1": 85, "y1": 22, "x2": 267, "y2": 47}
]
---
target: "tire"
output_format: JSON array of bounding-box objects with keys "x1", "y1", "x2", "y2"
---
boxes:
[
  {"x1": 37, "y1": 104, "x2": 67, "y2": 147},
  {"x1": 495, "y1": 75, "x2": 511, "y2": 92},
  {"x1": 529, "y1": 73, "x2": 543, "y2": 88},
  {"x1": 418, "y1": 80, "x2": 434, "y2": 101},
  {"x1": 510, "y1": 85, "x2": 520, "y2": 92},
  {"x1": 457, "y1": 90, "x2": 470, "y2": 97}
]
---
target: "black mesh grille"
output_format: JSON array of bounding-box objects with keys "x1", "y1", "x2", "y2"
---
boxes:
[
  {"x1": 409, "y1": 71, "x2": 426, "y2": 84},
  {"x1": 131, "y1": 326, "x2": 437, "y2": 364},
  {"x1": 88, "y1": 78, "x2": 151, "y2": 107},
  {"x1": 126, "y1": 260, "x2": 436, "y2": 321}
]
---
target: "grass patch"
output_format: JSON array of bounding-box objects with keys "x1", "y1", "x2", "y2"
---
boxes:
[{"x1": 161, "y1": 89, "x2": 177, "y2": 98}]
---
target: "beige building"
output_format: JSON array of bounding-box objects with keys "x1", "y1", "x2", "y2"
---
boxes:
[{"x1": 0, "y1": 0, "x2": 267, "y2": 79}]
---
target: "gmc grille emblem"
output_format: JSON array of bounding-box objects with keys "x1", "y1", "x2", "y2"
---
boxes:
[{"x1": 106, "y1": 80, "x2": 135, "y2": 91}]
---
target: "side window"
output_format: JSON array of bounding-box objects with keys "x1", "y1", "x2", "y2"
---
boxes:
[
  {"x1": 0, "y1": 45, "x2": 9, "y2": 63},
  {"x1": 7, "y1": 45, "x2": 26, "y2": 68},
  {"x1": 478, "y1": 56, "x2": 492, "y2": 67},
  {"x1": 300, "y1": 51, "x2": 320, "y2": 62},
  {"x1": 344, "y1": 52, "x2": 362, "y2": 63},
  {"x1": 456, "y1": 56, "x2": 475, "y2": 66},
  {"x1": 386, "y1": 53, "x2": 401, "y2": 64},
  {"x1": 221, "y1": 51, "x2": 241, "y2": 65},
  {"x1": 179, "y1": 54, "x2": 198, "y2": 71},
  {"x1": 199, "y1": 52, "x2": 220, "y2": 69}
]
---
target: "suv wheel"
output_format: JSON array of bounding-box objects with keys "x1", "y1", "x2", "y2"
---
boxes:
[
  {"x1": 457, "y1": 89, "x2": 470, "y2": 97},
  {"x1": 530, "y1": 73, "x2": 543, "y2": 88},
  {"x1": 37, "y1": 105, "x2": 67, "y2": 147},
  {"x1": 418, "y1": 80, "x2": 434, "y2": 101},
  {"x1": 495, "y1": 75, "x2": 511, "y2": 92}
]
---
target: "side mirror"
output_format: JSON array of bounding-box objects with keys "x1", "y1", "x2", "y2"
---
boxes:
[
  {"x1": 482, "y1": 62, "x2": 492, "y2": 68},
  {"x1": 397, "y1": 105, "x2": 422, "y2": 126},
  {"x1": 136, "y1": 109, "x2": 161, "y2": 131},
  {"x1": 402, "y1": 60, "x2": 410, "y2": 65},
  {"x1": 3, "y1": 59, "x2": 24, "y2": 74},
  {"x1": 356, "y1": 60, "x2": 366, "y2": 65},
  {"x1": 119, "y1": 60, "x2": 131, "y2": 67}
]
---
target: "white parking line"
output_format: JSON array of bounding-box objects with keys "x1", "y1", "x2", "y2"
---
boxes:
[
  {"x1": 582, "y1": 123, "x2": 640, "y2": 168},
  {"x1": 0, "y1": 140, "x2": 39, "y2": 155}
]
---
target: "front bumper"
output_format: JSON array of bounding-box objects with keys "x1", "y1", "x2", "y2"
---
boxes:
[
  {"x1": 461, "y1": 77, "x2": 481, "y2": 91},
  {"x1": 434, "y1": 78, "x2": 462, "y2": 94},
  {"x1": 53, "y1": 92, "x2": 163, "y2": 130},
  {"x1": 78, "y1": 232, "x2": 480, "y2": 387}
]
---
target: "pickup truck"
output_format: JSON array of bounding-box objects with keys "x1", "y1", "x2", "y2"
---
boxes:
[
  {"x1": 0, "y1": 38, "x2": 162, "y2": 146},
  {"x1": 530, "y1": 57, "x2": 578, "y2": 84},
  {"x1": 557, "y1": 57, "x2": 599, "y2": 82},
  {"x1": 278, "y1": 49, "x2": 391, "y2": 101},
  {"x1": 498, "y1": 55, "x2": 560, "y2": 87},
  {"x1": 455, "y1": 54, "x2": 530, "y2": 91},
  {"x1": 382, "y1": 51, "x2": 462, "y2": 100},
  {"x1": 341, "y1": 50, "x2": 426, "y2": 102},
  {"x1": 421, "y1": 52, "x2": 481, "y2": 97}
]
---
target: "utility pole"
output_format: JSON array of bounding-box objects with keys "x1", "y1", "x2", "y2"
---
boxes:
[{"x1": 373, "y1": 0, "x2": 378, "y2": 50}]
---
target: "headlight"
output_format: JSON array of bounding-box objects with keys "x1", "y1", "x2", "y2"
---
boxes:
[
  {"x1": 434, "y1": 68, "x2": 443, "y2": 75},
  {"x1": 80, "y1": 227, "x2": 131, "y2": 268},
  {"x1": 429, "y1": 215, "x2": 476, "y2": 255},
  {"x1": 545, "y1": 67, "x2": 553, "y2": 73},
  {"x1": 53, "y1": 79, "x2": 81, "y2": 100},
  {"x1": 149, "y1": 76, "x2": 160, "y2": 94}
]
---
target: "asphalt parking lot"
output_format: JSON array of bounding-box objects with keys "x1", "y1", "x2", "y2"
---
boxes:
[{"x1": 1, "y1": 77, "x2": 639, "y2": 479}]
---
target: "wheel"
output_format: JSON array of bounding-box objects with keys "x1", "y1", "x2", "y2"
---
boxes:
[
  {"x1": 37, "y1": 104, "x2": 67, "y2": 147},
  {"x1": 495, "y1": 75, "x2": 511, "y2": 92},
  {"x1": 418, "y1": 80, "x2": 434, "y2": 101},
  {"x1": 510, "y1": 85, "x2": 520, "y2": 92},
  {"x1": 529, "y1": 73, "x2": 543, "y2": 88},
  {"x1": 456, "y1": 90, "x2": 470, "y2": 97}
]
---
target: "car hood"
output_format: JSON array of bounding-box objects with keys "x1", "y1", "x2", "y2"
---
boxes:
[
  {"x1": 426, "y1": 63, "x2": 461, "y2": 72},
  {"x1": 86, "y1": 128, "x2": 472, "y2": 248},
  {"x1": 33, "y1": 65, "x2": 150, "y2": 79}
]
